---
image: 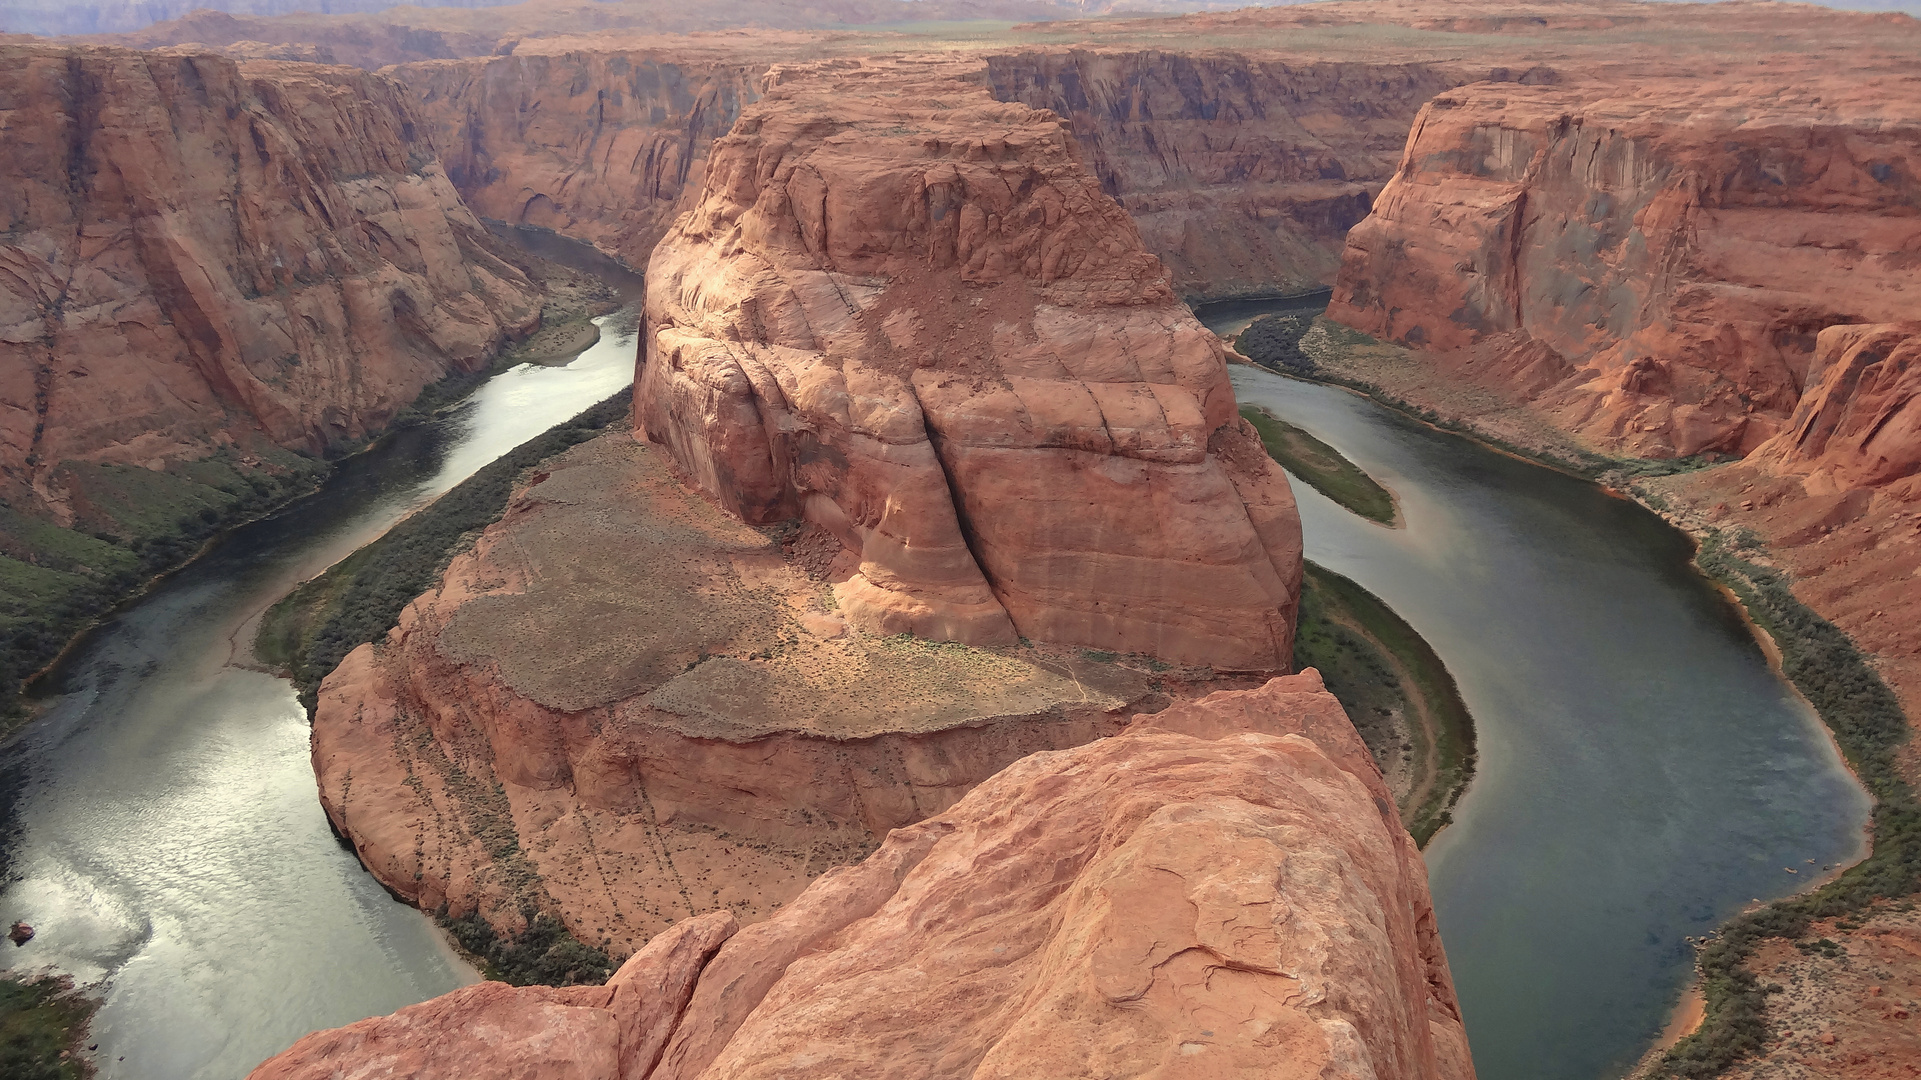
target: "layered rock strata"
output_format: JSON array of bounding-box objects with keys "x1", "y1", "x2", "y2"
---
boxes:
[
  {"x1": 638, "y1": 58, "x2": 1303, "y2": 668},
  {"x1": 983, "y1": 52, "x2": 1459, "y2": 299},
  {"x1": 314, "y1": 430, "x2": 1169, "y2": 950},
  {"x1": 266, "y1": 673, "x2": 1476, "y2": 1080},
  {"x1": 1327, "y1": 77, "x2": 1921, "y2": 460},
  {"x1": 0, "y1": 42, "x2": 541, "y2": 515},
  {"x1": 393, "y1": 43, "x2": 773, "y2": 271}
]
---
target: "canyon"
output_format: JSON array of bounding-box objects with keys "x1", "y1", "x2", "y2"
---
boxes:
[
  {"x1": 0, "y1": 42, "x2": 545, "y2": 500},
  {"x1": 265, "y1": 673, "x2": 1475, "y2": 1080},
  {"x1": 313, "y1": 56, "x2": 1304, "y2": 953},
  {"x1": 5, "y1": 1, "x2": 1920, "y2": 1078}
]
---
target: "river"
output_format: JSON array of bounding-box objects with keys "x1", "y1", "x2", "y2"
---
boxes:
[
  {"x1": 1204, "y1": 302, "x2": 1871, "y2": 1080},
  {"x1": 0, "y1": 230, "x2": 642, "y2": 1080},
  {"x1": 0, "y1": 274, "x2": 1870, "y2": 1080}
]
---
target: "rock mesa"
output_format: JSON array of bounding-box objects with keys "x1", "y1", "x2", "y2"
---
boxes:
[
  {"x1": 638, "y1": 58, "x2": 1302, "y2": 668},
  {"x1": 263, "y1": 673, "x2": 1476, "y2": 1080}
]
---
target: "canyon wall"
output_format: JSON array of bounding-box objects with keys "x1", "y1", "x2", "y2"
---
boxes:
[
  {"x1": 639, "y1": 56, "x2": 1302, "y2": 666},
  {"x1": 0, "y1": 42, "x2": 542, "y2": 516},
  {"x1": 392, "y1": 44, "x2": 771, "y2": 271},
  {"x1": 266, "y1": 674, "x2": 1476, "y2": 1080},
  {"x1": 983, "y1": 51, "x2": 1461, "y2": 298},
  {"x1": 387, "y1": 42, "x2": 1469, "y2": 300},
  {"x1": 1327, "y1": 79, "x2": 1921, "y2": 459}
]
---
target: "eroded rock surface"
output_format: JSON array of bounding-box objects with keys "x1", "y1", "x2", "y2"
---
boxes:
[
  {"x1": 267, "y1": 673, "x2": 1475, "y2": 1080},
  {"x1": 0, "y1": 42, "x2": 541, "y2": 515},
  {"x1": 1328, "y1": 76, "x2": 1921, "y2": 460},
  {"x1": 638, "y1": 57, "x2": 1302, "y2": 668},
  {"x1": 314, "y1": 431, "x2": 1169, "y2": 951},
  {"x1": 393, "y1": 41, "x2": 773, "y2": 271}
]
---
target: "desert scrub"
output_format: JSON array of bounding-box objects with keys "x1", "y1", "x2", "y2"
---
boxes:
[
  {"x1": 258, "y1": 390, "x2": 632, "y2": 711},
  {"x1": 1241, "y1": 405, "x2": 1399, "y2": 526},
  {"x1": 1658, "y1": 530, "x2": 1918, "y2": 1077},
  {"x1": 0, "y1": 975, "x2": 97, "y2": 1080},
  {"x1": 0, "y1": 447, "x2": 328, "y2": 731},
  {"x1": 1234, "y1": 311, "x2": 1317, "y2": 375},
  {"x1": 1293, "y1": 562, "x2": 1476, "y2": 846},
  {"x1": 441, "y1": 908, "x2": 614, "y2": 987}
]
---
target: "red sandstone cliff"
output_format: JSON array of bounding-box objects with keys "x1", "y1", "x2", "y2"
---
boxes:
[
  {"x1": 265, "y1": 674, "x2": 1476, "y2": 1080},
  {"x1": 638, "y1": 57, "x2": 1303, "y2": 667},
  {"x1": 1327, "y1": 76, "x2": 1921, "y2": 459},
  {"x1": 983, "y1": 51, "x2": 1459, "y2": 299},
  {"x1": 393, "y1": 42, "x2": 772, "y2": 271},
  {"x1": 0, "y1": 42, "x2": 541, "y2": 516},
  {"x1": 387, "y1": 42, "x2": 1463, "y2": 300}
]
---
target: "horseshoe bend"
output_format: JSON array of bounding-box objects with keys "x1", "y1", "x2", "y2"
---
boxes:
[{"x1": 2, "y1": 2, "x2": 1920, "y2": 1079}]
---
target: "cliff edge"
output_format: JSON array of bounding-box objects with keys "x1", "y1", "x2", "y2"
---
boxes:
[{"x1": 266, "y1": 674, "x2": 1475, "y2": 1080}]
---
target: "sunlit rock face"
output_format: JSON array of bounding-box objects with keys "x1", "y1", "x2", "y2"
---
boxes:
[
  {"x1": 260, "y1": 672, "x2": 1476, "y2": 1080},
  {"x1": 638, "y1": 57, "x2": 1303, "y2": 668},
  {"x1": 1329, "y1": 79, "x2": 1921, "y2": 459}
]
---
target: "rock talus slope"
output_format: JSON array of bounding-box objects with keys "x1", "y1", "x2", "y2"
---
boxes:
[
  {"x1": 1327, "y1": 77, "x2": 1921, "y2": 459},
  {"x1": 0, "y1": 42, "x2": 541, "y2": 514},
  {"x1": 638, "y1": 57, "x2": 1302, "y2": 668},
  {"x1": 262, "y1": 673, "x2": 1476, "y2": 1080}
]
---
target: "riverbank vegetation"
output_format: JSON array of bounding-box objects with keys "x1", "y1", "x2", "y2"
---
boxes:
[
  {"x1": 256, "y1": 390, "x2": 632, "y2": 711},
  {"x1": 1241, "y1": 405, "x2": 1398, "y2": 525},
  {"x1": 0, "y1": 447, "x2": 331, "y2": 735},
  {"x1": 441, "y1": 908, "x2": 615, "y2": 987},
  {"x1": 0, "y1": 975, "x2": 97, "y2": 1080},
  {"x1": 1293, "y1": 562, "x2": 1476, "y2": 846},
  {"x1": 0, "y1": 237, "x2": 617, "y2": 737},
  {"x1": 1657, "y1": 530, "x2": 1919, "y2": 1077}
]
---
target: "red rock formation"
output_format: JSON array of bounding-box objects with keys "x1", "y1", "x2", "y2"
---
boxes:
[
  {"x1": 983, "y1": 52, "x2": 1459, "y2": 298},
  {"x1": 1750, "y1": 324, "x2": 1921, "y2": 496},
  {"x1": 392, "y1": 42, "x2": 774, "y2": 270},
  {"x1": 0, "y1": 42, "x2": 541, "y2": 514},
  {"x1": 638, "y1": 57, "x2": 1302, "y2": 667},
  {"x1": 262, "y1": 673, "x2": 1476, "y2": 1080},
  {"x1": 314, "y1": 431, "x2": 1170, "y2": 951},
  {"x1": 1328, "y1": 75, "x2": 1921, "y2": 458}
]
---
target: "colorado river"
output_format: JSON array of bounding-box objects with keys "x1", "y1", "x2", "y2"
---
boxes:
[
  {"x1": 1205, "y1": 301, "x2": 1871, "y2": 1080},
  {"x1": 0, "y1": 233, "x2": 641, "y2": 1080}
]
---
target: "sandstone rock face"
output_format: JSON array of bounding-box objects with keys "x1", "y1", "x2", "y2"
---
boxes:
[
  {"x1": 1328, "y1": 78, "x2": 1921, "y2": 459},
  {"x1": 264, "y1": 673, "x2": 1475, "y2": 1080},
  {"x1": 984, "y1": 51, "x2": 1459, "y2": 299},
  {"x1": 0, "y1": 43, "x2": 540, "y2": 514},
  {"x1": 639, "y1": 58, "x2": 1302, "y2": 668},
  {"x1": 392, "y1": 44, "x2": 771, "y2": 271},
  {"x1": 314, "y1": 431, "x2": 1169, "y2": 951},
  {"x1": 1750, "y1": 324, "x2": 1921, "y2": 496}
]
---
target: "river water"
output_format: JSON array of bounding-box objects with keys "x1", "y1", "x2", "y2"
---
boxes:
[
  {"x1": 1204, "y1": 302, "x2": 1871, "y2": 1080},
  {"x1": 0, "y1": 271, "x2": 1869, "y2": 1079},
  {"x1": 0, "y1": 236, "x2": 640, "y2": 1080}
]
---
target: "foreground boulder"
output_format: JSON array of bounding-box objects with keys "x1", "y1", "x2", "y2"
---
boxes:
[
  {"x1": 263, "y1": 673, "x2": 1475, "y2": 1080},
  {"x1": 639, "y1": 57, "x2": 1302, "y2": 668}
]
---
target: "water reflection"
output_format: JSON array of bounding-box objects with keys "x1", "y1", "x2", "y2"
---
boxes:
[
  {"x1": 1224, "y1": 360, "x2": 1867, "y2": 1080},
  {"x1": 0, "y1": 300, "x2": 637, "y2": 1079}
]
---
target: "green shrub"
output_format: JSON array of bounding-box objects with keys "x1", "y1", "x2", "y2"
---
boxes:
[
  {"x1": 260, "y1": 390, "x2": 632, "y2": 711},
  {"x1": 1659, "y1": 531, "x2": 1918, "y2": 1076}
]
